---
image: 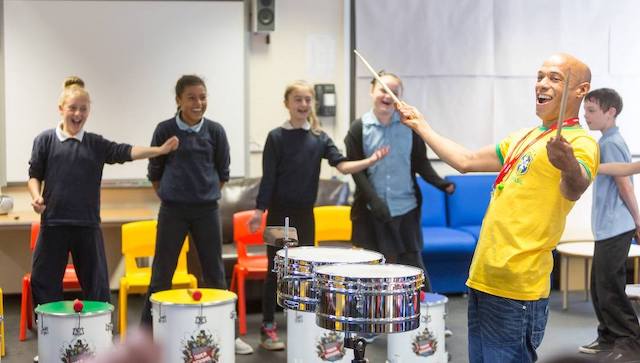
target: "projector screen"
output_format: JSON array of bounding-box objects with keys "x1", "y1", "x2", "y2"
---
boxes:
[{"x1": 3, "y1": 0, "x2": 246, "y2": 182}]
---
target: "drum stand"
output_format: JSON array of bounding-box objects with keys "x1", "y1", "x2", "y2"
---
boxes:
[{"x1": 344, "y1": 333, "x2": 369, "y2": 363}]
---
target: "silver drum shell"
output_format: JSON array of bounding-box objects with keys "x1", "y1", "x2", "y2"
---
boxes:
[
  {"x1": 314, "y1": 263, "x2": 424, "y2": 333},
  {"x1": 274, "y1": 247, "x2": 384, "y2": 312}
]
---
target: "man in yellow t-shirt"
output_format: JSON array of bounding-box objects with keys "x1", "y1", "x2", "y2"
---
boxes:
[{"x1": 398, "y1": 53, "x2": 599, "y2": 363}]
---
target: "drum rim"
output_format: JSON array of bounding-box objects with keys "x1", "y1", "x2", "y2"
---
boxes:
[
  {"x1": 149, "y1": 297, "x2": 237, "y2": 307},
  {"x1": 421, "y1": 293, "x2": 448, "y2": 306},
  {"x1": 35, "y1": 303, "x2": 114, "y2": 316},
  {"x1": 314, "y1": 262, "x2": 424, "y2": 278},
  {"x1": 275, "y1": 246, "x2": 384, "y2": 264}
]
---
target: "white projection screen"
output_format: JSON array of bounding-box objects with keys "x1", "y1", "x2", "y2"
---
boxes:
[
  {"x1": 355, "y1": 0, "x2": 640, "y2": 154},
  {"x1": 3, "y1": 0, "x2": 245, "y2": 182}
]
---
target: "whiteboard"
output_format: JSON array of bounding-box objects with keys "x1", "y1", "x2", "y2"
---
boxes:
[
  {"x1": 355, "y1": 0, "x2": 640, "y2": 154},
  {"x1": 3, "y1": 0, "x2": 245, "y2": 182}
]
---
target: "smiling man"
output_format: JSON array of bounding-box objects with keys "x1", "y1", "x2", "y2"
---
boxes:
[{"x1": 397, "y1": 53, "x2": 599, "y2": 363}]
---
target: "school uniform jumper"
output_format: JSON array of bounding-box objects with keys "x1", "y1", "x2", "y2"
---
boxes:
[
  {"x1": 28, "y1": 126, "x2": 133, "y2": 307},
  {"x1": 256, "y1": 121, "x2": 346, "y2": 323},
  {"x1": 140, "y1": 115, "x2": 230, "y2": 326}
]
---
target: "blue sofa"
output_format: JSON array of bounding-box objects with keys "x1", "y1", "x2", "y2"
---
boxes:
[{"x1": 418, "y1": 174, "x2": 496, "y2": 294}]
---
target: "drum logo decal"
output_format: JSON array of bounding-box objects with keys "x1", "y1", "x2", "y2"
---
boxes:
[
  {"x1": 182, "y1": 329, "x2": 220, "y2": 363},
  {"x1": 412, "y1": 327, "x2": 438, "y2": 357},
  {"x1": 61, "y1": 338, "x2": 94, "y2": 363},
  {"x1": 316, "y1": 331, "x2": 346, "y2": 361}
]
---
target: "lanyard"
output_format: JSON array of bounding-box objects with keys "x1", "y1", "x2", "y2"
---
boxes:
[{"x1": 493, "y1": 118, "x2": 579, "y2": 190}]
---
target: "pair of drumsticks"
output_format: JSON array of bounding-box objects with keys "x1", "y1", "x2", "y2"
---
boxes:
[{"x1": 354, "y1": 50, "x2": 570, "y2": 136}]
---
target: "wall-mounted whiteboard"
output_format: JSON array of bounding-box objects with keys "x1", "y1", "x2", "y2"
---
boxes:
[
  {"x1": 355, "y1": 0, "x2": 640, "y2": 154},
  {"x1": 3, "y1": 0, "x2": 245, "y2": 182}
]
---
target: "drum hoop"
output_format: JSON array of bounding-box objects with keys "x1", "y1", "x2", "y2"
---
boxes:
[
  {"x1": 274, "y1": 246, "x2": 384, "y2": 266},
  {"x1": 149, "y1": 297, "x2": 237, "y2": 307},
  {"x1": 315, "y1": 286, "x2": 420, "y2": 295},
  {"x1": 314, "y1": 275, "x2": 424, "y2": 289},
  {"x1": 315, "y1": 311, "x2": 421, "y2": 324},
  {"x1": 275, "y1": 257, "x2": 384, "y2": 270}
]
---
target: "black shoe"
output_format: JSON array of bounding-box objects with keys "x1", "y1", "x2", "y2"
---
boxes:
[
  {"x1": 580, "y1": 339, "x2": 614, "y2": 354},
  {"x1": 602, "y1": 351, "x2": 640, "y2": 363}
]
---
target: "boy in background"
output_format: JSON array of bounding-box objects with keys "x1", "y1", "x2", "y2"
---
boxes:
[{"x1": 581, "y1": 88, "x2": 640, "y2": 361}]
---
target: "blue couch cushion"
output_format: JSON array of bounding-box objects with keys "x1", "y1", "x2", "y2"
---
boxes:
[
  {"x1": 458, "y1": 225, "x2": 482, "y2": 240},
  {"x1": 445, "y1": 174, "x2": 495, "y2": 228},
  {"x1": 417, "y1": 178, "x2": 447, "y2": 227},
  {"x1": 421, "y1": 227, "x2": 476, "y2": 255}
]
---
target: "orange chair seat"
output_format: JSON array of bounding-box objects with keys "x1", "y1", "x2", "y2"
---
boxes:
[
  {"x1": 237, "y1": 256, "x2": 269, "y2": 273},
  {"x1": 62, "y1": 266, "x2": 81, "y2": 288}
]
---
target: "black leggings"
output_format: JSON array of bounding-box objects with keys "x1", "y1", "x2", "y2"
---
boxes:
[{"x1": 141, "y1": 202, "x2": 224, "y2": 326}]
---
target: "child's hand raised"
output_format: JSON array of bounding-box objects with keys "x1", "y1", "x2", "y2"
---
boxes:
[
  {"x1": 368, "y1": 146, "x2": 390, "y2": 165},
  {"x1": 160, "y1": 136, "x2": 179, "y2": 153}
]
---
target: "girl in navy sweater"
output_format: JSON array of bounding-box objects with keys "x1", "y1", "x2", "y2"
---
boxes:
[
  {"x1": 28, "y1": 76, "x2": 178, "y2": 310},
  {"x1": 248, "y1": 80, "x2": 388, "y2": 350}
]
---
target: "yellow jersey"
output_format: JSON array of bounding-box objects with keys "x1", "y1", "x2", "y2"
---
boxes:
[{"x1": 466, "y1": 124, "x2": 599, "y2": 300}]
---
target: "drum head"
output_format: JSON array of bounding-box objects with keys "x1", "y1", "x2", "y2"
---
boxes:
[
  {"x1": 276, "y1": 246, "x2": 383, "y2": 264},
  {"x1": 316, "y1": 263, "x2": 423, "y2": 278},
  {"x1": 35, "y1": 301, "x2": 114, "y2": 316},
  {"x1": 422, "y1": 292, "x2": 448, "y2": 306},
  {"x1": 150, "y1": 288, "x2": 237, "y2": 306}
]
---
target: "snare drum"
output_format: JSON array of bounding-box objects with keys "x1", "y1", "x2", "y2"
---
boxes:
[
  {"x1": 151, "y1": 289, "x2": 236, "y2": 363},
  {"x1": 387, "y1": 293, "x2": 448, "y2": 363},
  {"x1": 315, "y1": 263, "x2": 424, "y2": 334},
  {"x1": 275, "y1": 247, "x2": 384, "y2": 311},
  {"x1": 35, "y1": 301, "x2": 113, "y2": 363}
]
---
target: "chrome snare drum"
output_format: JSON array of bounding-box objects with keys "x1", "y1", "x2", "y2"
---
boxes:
[
  {"x1": 315, "y1": 263, "x2": 424, "y2": 333},
  {"x1": 275, "y1": 247, "x2": 384, "y2": 311}
]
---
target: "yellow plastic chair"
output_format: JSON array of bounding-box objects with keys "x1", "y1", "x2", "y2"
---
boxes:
[
  {"x1": 313, "y1": 205, "x2": 352, "y2": 246},
  {"x1": 1, "y1": 287, "x2": 4, "y2": 357},
  {"x1": 119, "y1": 220, "x2": 197, "y2": 341}
]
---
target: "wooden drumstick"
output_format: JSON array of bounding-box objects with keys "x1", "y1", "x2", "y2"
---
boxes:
[
  {"x1": 556, "y1": 70, "x2": 571, "y2": 137},
  {"x1": 354, "y1": 50, "x2": 402, "y2": 105}
]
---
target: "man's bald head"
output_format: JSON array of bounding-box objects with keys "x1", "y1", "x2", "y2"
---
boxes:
[{"x1": 535, "y1": 53, "x2": 592, "y2": 125}]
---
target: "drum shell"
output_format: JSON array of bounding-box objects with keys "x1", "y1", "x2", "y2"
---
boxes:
[
  {"x1": 151, "y1": 289, "x2": 236, "y2": 363},
  {"x1": 387, "y1": 293, "x2": 448, "y2": 363},
  {"x1": 36, "y1": 302, "x2": 113, "y2": 363},
  {"x1": 314, "y1": 264, "x2": 424, "y2": 334},
  {"x1": 275, "y1": 247, "x2": 384, "y2": 312},
  {"x1": 286, "y1": 309, "x2": 354, "y2": 363}
]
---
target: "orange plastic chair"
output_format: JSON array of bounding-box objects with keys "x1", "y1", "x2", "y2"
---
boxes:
[
  {"x1": 313, "y1": 205, "x2": 352, "y2": 246},
  {"x1": 20, "y1": 221, "x2": 81, "y2": 341},
  {"x1": 229, "y1": 210, "x2": 268, "y2": 335},
  {"x1": 119, "y1": 220, "x2": 197, "y2": 341}
]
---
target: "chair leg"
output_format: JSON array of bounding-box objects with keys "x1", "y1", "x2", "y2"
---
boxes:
[
  {"x1": 119, "y1": 283, "x2": 128, "y2": 342},
  {"x1": 20, "y1": 277, "x2": 30, "y2": 341},
  {"x1": 230, "y1": 267, "x2": 237, "y2": 293},
  {"x1": 238, "y1": 272, "x2": 247, "y2": 336}
]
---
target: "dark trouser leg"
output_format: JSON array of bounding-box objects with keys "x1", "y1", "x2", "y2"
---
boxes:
[
  {"x1": 31, "y1": 226, "x2": 69, "y2": 308},
  {"x1": 69, "y1": 226, "x2": 111, "y2": 302},
  {"x1": 593, "y1": 230, "x2": 640, "y2": 343},
  {"x1": 397, "y1": 251, "x2": 432, "y2": 292},
  {"x1": 262, "y1": 207, "x2": 315, "y2": 323},
  {"x1": 140, "y1": 205, "x2": 189, "y2": 327},
  {"x1": 189, "y1": 204, "x2": 226, "y2": 289}
]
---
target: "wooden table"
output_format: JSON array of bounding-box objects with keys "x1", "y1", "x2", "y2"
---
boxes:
[{"x1": 557, "y1": 241, "x2": 640, "y2": 310}]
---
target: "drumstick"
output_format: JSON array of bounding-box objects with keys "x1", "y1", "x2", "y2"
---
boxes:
[
  {"x1": 556, "y1": 70, "x2": 571, "y2": 137},
  {"x1": 354, "y1": 50, "x2": 402, "y2": 105}
]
